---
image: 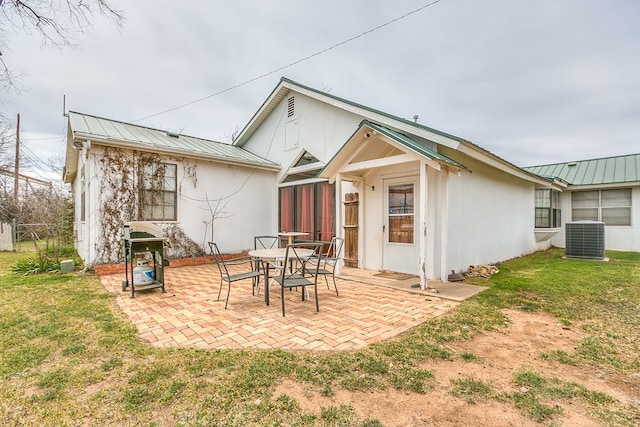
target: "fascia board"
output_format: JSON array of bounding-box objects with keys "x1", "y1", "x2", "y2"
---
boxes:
[
  {"x1": 567, "y1": 181, "x2": 640, "y2": 191},
  {"x1": 457, "y1": 142, "x2": 553, "y2": 186},
  {"x1": 234, "y1": 83, "x2": 291, "y2": 147}
]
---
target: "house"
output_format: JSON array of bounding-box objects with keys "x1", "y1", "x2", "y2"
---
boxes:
[
  {"x1": 63, "y1": 77, "x2": 638, "y2": 286},
  {"x1": 524, "y1": 154, "x2": 640, "y2": 252}
]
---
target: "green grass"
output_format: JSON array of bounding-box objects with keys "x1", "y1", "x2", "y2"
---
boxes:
[
  {"x1": 0, "y1": 247, "x2": 639, "y2": 425},
  {"x1": 449, "y1": 377, "x2": 496, "y2": 403}
]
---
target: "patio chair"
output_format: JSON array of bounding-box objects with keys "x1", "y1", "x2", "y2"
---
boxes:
[
  {"x1": 208, "y1": 242, "x2": 261, "y2": 309},
  {"x1": 305, "y1": 236, "x2": 343, "y2": 296},
  {"x1": 271, "y1": 242, "x2": 322, "y2": 317},
  {"x1": 253, "y1": 235, "x2": 281, "y2": 294}
]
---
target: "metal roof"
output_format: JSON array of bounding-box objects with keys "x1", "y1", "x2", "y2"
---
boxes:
[
  {"x1": 524, "y1": 153, "x2": 640, "y2": 186},
  {"x1": 362, "y1": 121, "x2": 467, "y2": 170},
  {"x1": 68, "y1": 111, "x2": 279, "y2": 170}
]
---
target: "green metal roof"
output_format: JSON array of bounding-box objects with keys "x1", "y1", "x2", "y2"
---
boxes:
[
  {"x1": 362, "y1": 121, "x2": 467, "y2": 169},
  {"x1": 68, "y1": 111, "x2": 279, "y2": 170},
  {"x1": 524, "y1": 153, "x2": 640, "y2": 186}
]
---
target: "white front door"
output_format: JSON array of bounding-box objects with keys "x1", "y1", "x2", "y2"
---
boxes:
[{"x1": 382, "y1": 177, "x2": 419, "y2": 274}]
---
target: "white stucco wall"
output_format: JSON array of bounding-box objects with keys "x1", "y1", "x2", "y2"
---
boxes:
[
  {"x1": 74, "y1": 146, "x2": 277, "y2": 265},
  {"x1": 241, "y1": 92, "x2": 363, "y2": 172},
  {"x1": 551, "y1": 186, "x2": 640, "y2": 252},
  {"x1": 444, "y1": 153, "x2": 550, "y2": 276}
]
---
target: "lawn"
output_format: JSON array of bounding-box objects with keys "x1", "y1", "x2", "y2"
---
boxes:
[{"x1": 0, "y1": 248, "x2": 638, "y2": 426}]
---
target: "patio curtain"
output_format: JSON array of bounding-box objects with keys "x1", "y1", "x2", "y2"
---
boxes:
[
  {"x1": 279, "y1": 182, "x2": 335, "y2": 241},
  {"x1": 319, "y1": 182, "x2": 334, "y2": 242},
  {"x1": 279, "y1": 187, "x2": 294, "y2": 232},
  {"x1": 296, "y1": 184, "x2": 314, "y2": 238}
]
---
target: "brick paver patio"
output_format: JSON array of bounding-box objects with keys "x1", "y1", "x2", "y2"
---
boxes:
[{"x1": 99, "y1": 263, "x2": 458, "y2": 351}]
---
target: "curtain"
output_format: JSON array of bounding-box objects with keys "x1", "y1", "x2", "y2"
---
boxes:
[
  {"x1": 279, "y1": 187, "x2": 294, "y2": 232},
  {"x1": 296, "y1": 184, "x2": 314, "y2": 237},
  {"x1": 319, "y1": 182, "x2": 334, "y2": 242}
]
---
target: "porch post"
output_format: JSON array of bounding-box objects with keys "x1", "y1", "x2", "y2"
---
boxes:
[
  {"x1": 335, "y1": 173, "x2": 344, "y2": 275},
  {"x1": 419, "y1": 160, "x2": 428, "y2": 290}
]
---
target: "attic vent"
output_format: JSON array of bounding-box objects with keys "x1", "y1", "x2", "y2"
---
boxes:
[
  {"x1": 287, "y1": 96, "x2": 295, "y2": 118},
  {"x1": 565, "y1": 221, "x2": 605, "y2": 260},
  {"x1": 166, "y1": 131, "x2": 180, "y2": 138},
  {"x1": 567, "y1": 162, "x2": 577, "y2": 167}
]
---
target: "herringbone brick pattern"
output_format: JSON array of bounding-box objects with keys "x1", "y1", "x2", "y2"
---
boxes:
[{"x1": 99, "y1": 263, "x2": 458, "y2": 351}]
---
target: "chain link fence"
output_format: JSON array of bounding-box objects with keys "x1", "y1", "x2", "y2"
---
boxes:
[{"x1": 0, "y1": 220, "x2": 58, "y2": 252}]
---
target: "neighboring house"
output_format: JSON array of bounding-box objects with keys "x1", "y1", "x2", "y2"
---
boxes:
[
  {"x1": 63, "y1": 77, "x2": 638, "y2": 286},
  {"x1": 524, "y1": 154, "x2": 640, "y2": 252}
]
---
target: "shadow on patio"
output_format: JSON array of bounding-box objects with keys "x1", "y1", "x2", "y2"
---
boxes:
[{"x1": 99, "y1": 263, "x2": 463, "y2": 351}]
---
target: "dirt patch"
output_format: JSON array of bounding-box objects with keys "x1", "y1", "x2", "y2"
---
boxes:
[{"x1": 272, "y1": 309, "x2": 640, "y2": 426}]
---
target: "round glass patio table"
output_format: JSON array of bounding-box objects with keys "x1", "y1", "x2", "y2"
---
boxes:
[{"x1": 248, "y1": 247, "x2": 314, "y2": 306}]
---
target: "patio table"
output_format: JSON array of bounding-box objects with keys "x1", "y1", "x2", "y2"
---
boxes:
[
  {"x1": 248, "y1": 247, "x2": 314, "y2": 306},
  {"x1": 278, "y1": 231, "x2": 309, "y2": 246}
]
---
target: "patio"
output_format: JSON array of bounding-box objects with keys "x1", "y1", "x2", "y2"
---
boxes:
[{"x1": 99, "y1": 263, "x2": 464, "y2": 351}]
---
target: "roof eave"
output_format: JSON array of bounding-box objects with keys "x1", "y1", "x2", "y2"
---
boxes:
[
  {"x1": 234, "y1": 77, "x2": 466, "y2": 150},
  {"x1": 72, "y1": 132, "x2": 281, "y2": 172}
]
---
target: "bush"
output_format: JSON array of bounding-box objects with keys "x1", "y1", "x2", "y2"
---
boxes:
[{"x1": 10, "y1": 246, "x2": 83, "y2": 274}]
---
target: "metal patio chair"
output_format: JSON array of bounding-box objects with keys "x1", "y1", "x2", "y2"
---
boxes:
[
  {"x1": 209, "y1": 242, "x2": 261, "y2": 309},
  {"x1": 305, "y1": 236, "x2": 343, "y2": 296},
  {"x1": 271, "y1": 242, "x2": 322, "y2": 317},
  {"x1": 253, "y1": 235, "x2": 281, "y2": 294}
]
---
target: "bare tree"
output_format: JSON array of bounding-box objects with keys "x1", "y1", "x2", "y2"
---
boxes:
[{"x1": 0, "y1": 0, "x2": 125, "y2": 90}]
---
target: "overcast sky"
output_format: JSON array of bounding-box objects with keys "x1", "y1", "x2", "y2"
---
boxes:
[{"x1": 3, "y1": 0, "x2": 639, "y2": 181}]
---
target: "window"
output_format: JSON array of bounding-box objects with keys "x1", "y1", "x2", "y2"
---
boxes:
[
  {"x1": 572, "y1": 189, "x2": 631, "y2": 226},
  {"x1": 535, "y1": 189, "x2": 561, "y2": 228},
  {"x1": 139, "y1": 162, "x2": 177, "y2": 221},
  {"x1": 279, "y1": 182, "x2": 335, "y2": 242},
  {"x1": 388, "y1": 183, "x2": 414, "y2": 243}
]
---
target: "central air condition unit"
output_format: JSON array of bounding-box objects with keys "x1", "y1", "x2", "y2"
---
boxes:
[{"x1": 565, "y1": 221, "x2": 605, "y2": 260}]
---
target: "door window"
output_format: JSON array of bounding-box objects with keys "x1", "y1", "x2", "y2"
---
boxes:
[{"x1": 388, "y1": 183, "x2": 414, "y2": 244}]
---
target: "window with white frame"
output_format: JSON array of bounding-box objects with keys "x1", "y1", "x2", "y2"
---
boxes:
[
  {"x1": 571, "y1": 188, "x2": 631, "y2": 226},
  {"x1": 535, "y1": 189, "x2": 561, "y2": 228},
  {"x1": 139, "y1": 162, "x2": 177, "y2": 221}
]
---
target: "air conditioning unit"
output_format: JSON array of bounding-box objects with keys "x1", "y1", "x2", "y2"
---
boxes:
[{"x1": 565, "y1": 221, "x2": 605, "y2": 260}]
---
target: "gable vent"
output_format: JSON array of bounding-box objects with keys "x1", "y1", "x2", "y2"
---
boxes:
[
  {"x1": 287, "y1": 96, "x2": 295, "y2": 118},
  {"x1": 565, "y1": 221, "x2": 605, "y2": 260}
]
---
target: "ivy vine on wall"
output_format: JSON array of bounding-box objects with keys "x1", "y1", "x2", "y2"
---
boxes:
[{"x1": 93, "y1": 147, "x2": 204, "y2": 266}]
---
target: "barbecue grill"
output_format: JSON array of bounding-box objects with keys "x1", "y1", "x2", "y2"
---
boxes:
[{"x1": 122, "y1": 221, "x2": 168, "y2": 298}]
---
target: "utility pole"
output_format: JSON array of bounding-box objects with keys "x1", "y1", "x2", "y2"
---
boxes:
[{"x1": 13, "y1": 113, "x2": 20, "y2": 200}]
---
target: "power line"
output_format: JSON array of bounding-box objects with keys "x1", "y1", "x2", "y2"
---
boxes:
[{"x1": 134, "y1": 0, "x2": 443, "y2": 123}]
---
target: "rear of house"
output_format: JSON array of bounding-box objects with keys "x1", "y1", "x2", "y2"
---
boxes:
[{"x1": 63, "y1": 77, "x2": 639, "y2": 282}]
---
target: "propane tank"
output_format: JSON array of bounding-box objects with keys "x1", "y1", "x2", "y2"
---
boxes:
[{"x1": 133, "y1": 260, "x2": 155, "y2": 284}]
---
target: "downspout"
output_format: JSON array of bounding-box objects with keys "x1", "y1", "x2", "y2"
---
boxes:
[{"x1": 440, "y1": 170, "x2": 449, "y2": 282}]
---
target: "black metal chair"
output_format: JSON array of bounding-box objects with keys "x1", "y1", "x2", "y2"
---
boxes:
[
  {"x1": 208, "y1": 242, "x2": 261, "y2": 309},
  {"x1": 254, "y1": 235, "x2": 280, "y2": 250},
  {"x1": 253, "y1": 235, "x2": 280, "y2": 293},
  {"x1": 271, "y1": 242, "x2": 322, "y2": 317},
  {"x1": 310, "y1": 236, "x2": 343, "y2": 296}
]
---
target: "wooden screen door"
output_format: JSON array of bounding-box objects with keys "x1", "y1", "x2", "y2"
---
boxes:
[{"x1": 382, "y1": 177, "x2": 418, "y2": 274}]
